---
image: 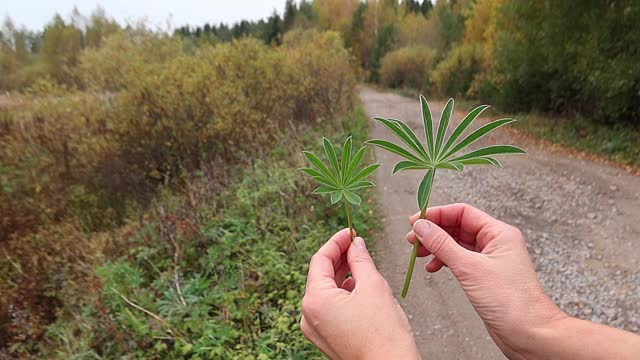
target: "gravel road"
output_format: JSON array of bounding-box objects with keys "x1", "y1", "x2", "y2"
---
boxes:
[{"x1": 359, "y1": 87, "x2": 640, "y2": 359}]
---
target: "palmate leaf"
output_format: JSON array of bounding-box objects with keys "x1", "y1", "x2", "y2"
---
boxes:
[
  {"x1": 370, "y1": 95, "x2": 526, "y2": 299},
  {"x1": 369, "y1": 95, "x2": 526, "y2": 204},
  {"x1": 301, "y1": 137, "x2": 379, "y2": 207}
]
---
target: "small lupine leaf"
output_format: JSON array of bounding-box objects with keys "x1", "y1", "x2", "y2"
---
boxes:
[
  {"x1": 323, "y1": 138, "x2": 340, "y2": 175},
  {"x1": 344, "y1": 191, "x2": 361, "y2": 206},
  {"x1": 420, "y1": 95, "x2": 435, "y2": 155},
  {"x1": 299, "y1": 168, "x2": 339, "y2": 187},
  {"x1": 311, "y1": 176, "x2": 340, "y2": 189},
  {"x1": 312, "y1": 187, "x2": 337, "y2": 194},
  {"x1": 330, "y1": 191, "x2": 343, "y2": 205},
  {"x1": 417, "y1": 168, "x2": 435, "y2": 210},
  {"x1": 440, "y1": 118, "x2": 516, "y2": 161},
  {"x1": 457, "y1": 157, "x2": 502, "y2": 167},
  {"x1": 451, "y1": 145, "x2": 526, "y2": 162},
  {"x1": 302, "y1": 151, "x2": 337, "y2": 182},
  {"x1": 434, "y1": 98, "x2": 454, "y2": 154},
  {"x1": 374, "y1": 118, "x2": 428, "y2": 161},
  {"x1": 348, "y1": 164, "x2": 381, "y2": 185},
  {"x1": 436, "y1": 162, "x2": 464, "y2": 172},
  {"x1": 341, "y1": 137, "x2": 352, "y2": 182},
  {"x1": 441, "y1": 104, "x2": 490, "y2": 155},
  {"x1": 367, "y1": 139, "x2": 423, "y2": 163},
  {"x1": 393, "y1": 160, "x2": 429, "y2": 174}
]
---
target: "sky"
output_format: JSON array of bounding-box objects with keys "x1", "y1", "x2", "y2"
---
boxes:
[{"x1": 3, "y1": 0, "x2": 287, "y2": 31}]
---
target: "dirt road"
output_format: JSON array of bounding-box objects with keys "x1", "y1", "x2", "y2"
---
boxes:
[{"x1": 359, "y1": 87, "x2": 640, "y2": 359}]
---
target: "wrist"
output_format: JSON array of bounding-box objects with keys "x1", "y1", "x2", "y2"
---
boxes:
[
  {"x1": 361, "y1": 333, "x2": 421, "y2": 360},
  {"x1": 507, "y1": 309, "x2": 571, "y2": 360}
]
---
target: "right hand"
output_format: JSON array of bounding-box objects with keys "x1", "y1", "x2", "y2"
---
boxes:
[{"x1": 406, "y1": 203, "x2": 566, "y2": 358}]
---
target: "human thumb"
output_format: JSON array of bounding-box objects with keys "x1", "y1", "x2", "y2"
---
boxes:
[
  {"x1": 347, "y1": 237, "x2": 379, "y2": 283},
  {"x1": 413, "y1": 219, "x2": 471, "y2": 268}
]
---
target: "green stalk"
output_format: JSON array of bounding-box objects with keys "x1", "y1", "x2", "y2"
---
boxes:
[
  {"x1": 401, "y1": 172, "x2": 435, "y2": 298},
  {"x1": 343, "y1": 196, "x2": 354, "y2": 241}
]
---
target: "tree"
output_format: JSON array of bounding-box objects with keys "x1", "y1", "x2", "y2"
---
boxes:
[{"x1": 283, "y1": 0, "x2": 298, "y2": 31}]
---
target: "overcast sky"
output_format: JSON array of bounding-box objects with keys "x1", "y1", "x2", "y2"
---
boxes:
[{"x1": 3, "y1": 0, "x2": 287, "y2": 31}]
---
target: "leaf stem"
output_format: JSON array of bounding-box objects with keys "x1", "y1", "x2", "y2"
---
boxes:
[
  {"x1": 401, "y1": 172, "x2": 435, "y2": 298},
  {"x1": 343, "y1": 197, "x2": 355, "y2": 241}
]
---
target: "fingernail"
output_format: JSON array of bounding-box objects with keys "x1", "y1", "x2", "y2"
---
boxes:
[
  {"x1": 354, "y1": 237, "x2": 366, "y2": 249},
  {"x1": 414, "y1": 220, "x2": 431, "y2": 237}
]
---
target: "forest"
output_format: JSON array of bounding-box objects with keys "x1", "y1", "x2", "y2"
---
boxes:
[{"x1": 0, "y1": 0, "x2": 638, "y2": 358}]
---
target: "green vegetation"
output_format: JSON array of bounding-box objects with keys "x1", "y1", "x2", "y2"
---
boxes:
[
  {"x1": 513, "y1": 114, "x2": 640, "y2": 169},
  {"x1": 369, "y1": 95, "x2": 525, "y2": 298},
  {"x1": 0, "y1": 19, "x2": 365, "y2": 356},
  {"x1": 301, "y1": 137, "x2": 379, "y2": 241}
]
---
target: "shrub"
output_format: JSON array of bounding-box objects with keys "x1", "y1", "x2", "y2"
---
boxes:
[
  {"x1": 431, "y1": 43, "x2": 482, "y2": 97},
  {"x1": 379, "y1": 46, "x2": 437, "y2": 90}
]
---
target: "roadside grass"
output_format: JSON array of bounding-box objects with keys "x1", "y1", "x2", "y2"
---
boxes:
[{"x1": 41, "y1": 105, "x2": 379, "y2": 358}]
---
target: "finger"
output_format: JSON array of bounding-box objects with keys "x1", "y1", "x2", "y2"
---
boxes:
[
  {"x1": 341, "y1": 277, "x2": 355, "y2": 292},
  {"x1": 306, "y1": 228, "x2": 354, "y2": 292},
  {"x1": 334, "y1": 253, "x2": 350, "y2": 285},
  {"x1": 413, "y1": 219, "x2": 475, "y2": 268},
  {"x1": 407, "y1": 231, "x2": 431, "y2": 257},
  {"x1": 346, "y1": 236, "x2": 379, "y2": 284},
  {"x1": 425, "y1": 257, "x2": 445, "y2": 272},
  {"x1": 414, "y1": 203, "x2": 499, "y2": 247}
]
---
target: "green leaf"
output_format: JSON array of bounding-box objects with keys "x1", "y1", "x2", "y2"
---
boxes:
[
  {"x1": 451, "y1": 145, "x2": 526, "y2": 162},
  {"x1": 367, "y1": 139, "x2": 423, "y2": 163},
  {"x1": 457, "y1": 157, "x2": 501, "y2": 167},
  {"x1": 417, "y1": 169, "x2": 435, "y2": 210},
  {"x1": 344, "y1": 191, "x2": 361, "y2": 206},
  {"x1": 299, "y1": 168, "x2": 339, "y2": 186},
  {"x1": 347, "y1": 181, "x2": 375, "y2": 190},
  {"x1": 441, "y1": 104, "x2": 490, "y2": 156},
  {"x1": 434, "y1": 98, "x2": 454, "y2": 155},
  {"x1": 323, "y1": 138, "x2": 340, "y2": 175},
  {"x1": 302, "y1": 151, "x2": 338, "y2": 182},
  {"x1": 392, "y1": 160, "x2": 429, "y2": 174},
  {"x1": 373, "y1": 118, "x2": 427, "y2": 161},
  {"x1": 347, "y1": 146, "x2": 366, "y2": 179},
  {"x1": 435, "y1": 162, "x2": 464, "y2": 171},
  {"x1": 348, "y1": 163, "x2": 380, "y2": 185},
  {"x1": 311, "y1": 176, "x2": 340, "y2": 190},
  {"x1": 341, "y1": 136, "x2": 352, "y2": 182},
  {"x1": 330, "y1": 191, "x2": 343, "y2": 205},
  {"x1": 388, "y1": 119, "x2": 430, "y2": 161},
  {"x1": 312, "y1": 187, "x2": 338, "y2": 194},
  {"x1": 440, "y1": 118, "x2": 517, "y2": 161},
  {"x1": 420, "y1": 94, "x2": 435, "y2": 155}
]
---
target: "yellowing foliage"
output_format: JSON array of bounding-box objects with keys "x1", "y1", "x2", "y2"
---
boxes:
[{"x1": 379, "y1": 46, "x2": 437, "y2": 90}]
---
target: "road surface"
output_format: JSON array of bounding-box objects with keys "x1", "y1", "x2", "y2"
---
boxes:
[{"x1": 360, "y1": 86, "x2": 640, "y2": 359}]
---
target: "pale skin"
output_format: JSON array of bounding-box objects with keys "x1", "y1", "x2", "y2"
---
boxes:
[{"x1": 300, "y1": 203, "x2": 640, "y2": 359}]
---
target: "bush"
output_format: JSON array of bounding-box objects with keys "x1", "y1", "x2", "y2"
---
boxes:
[
  {"x1": 379, "y1": 46, "x2": 437, "y2": 90},
  {"x1": 431, "y1": 43, "x2": 482, "y2": 97}
]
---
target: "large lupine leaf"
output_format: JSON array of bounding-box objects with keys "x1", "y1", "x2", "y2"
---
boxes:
[
  {"x1": 450, "y1": 145, "x2": 526, "y2": 162},
  {"x1": 457, "y1": 157, "x2": 501, "y2": 167},
  {"x1": 419, "y1": 95, "x2": 435, "y2": 155},
  {"x1": 441, "y1": 104, "x2": 490, "y2": 156},
  {"x1": 367, "y1": 139, "x2": 423, "y2": 163},
  {"x1": 393, "y1": 160, "x2": 429, "y2": 174},
  {"x1": 434, "y1": 98, "x2": 454, "y2": 155},
  {"x1": 417, "y1": 168, "x2": 435, "y2": 210},
  {"x1": 440, "y1": 118, "x2": 516, "y2": 161},
  {"x1": 374, "y1": 118, "x2": 428, "y2": 161}
]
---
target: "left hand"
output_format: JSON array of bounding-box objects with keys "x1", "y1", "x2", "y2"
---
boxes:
[{"x1": 300, "y1": 228, "x2": 421, "y2": 360}]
